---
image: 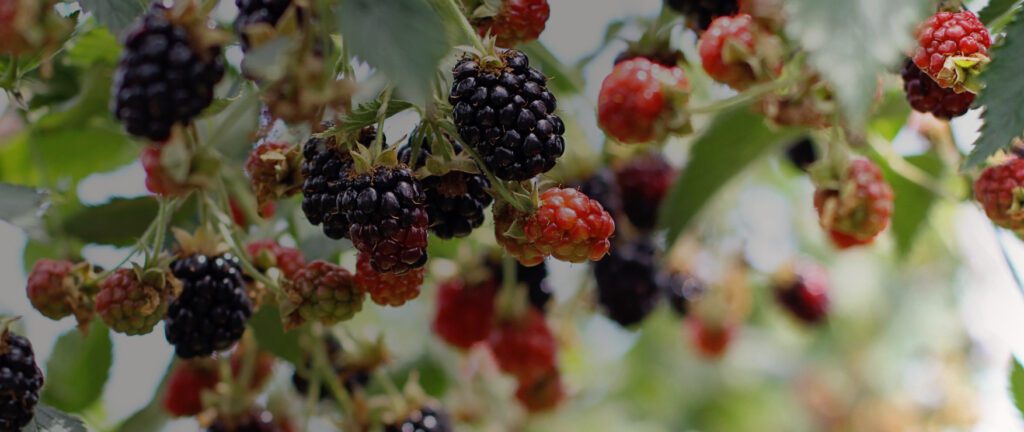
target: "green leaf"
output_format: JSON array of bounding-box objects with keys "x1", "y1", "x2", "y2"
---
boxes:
[
  {"x1": 870, "y1": 90, "x2": 912, "y2": 141},
  {"x1": 876, "y1": 151, "x2": 944, "y2": 257},
  {"x1": 967, "y1": 13, "x2": 1024, "y2": 169},
  {"x1": 338, "y1": 0, "x2": 448, "y2": 104},
  {"x1": 239, "y1": 37, "x2": 296, "y2": 83},
  {"x1": 23, "y1": 405, "x2": 88, "y2": 432},
  {"x1": 0, "y1": 183, "x2": 47, "y2": 226},
  {"x1": 337, "y1": 98, "x2": 416, "y2": 134},
  {"x1": 980, "y1": 0, "x2": 1021, "y2": 25},
  {"x1": 658, "y1": 105, "x2": 802, "y2": 246},
  {"x1": 785, "y1": 0, "x2": 929, "y2": 126},
  {"x1": 197, "y1": 87, "x2": 261, "y2": 163},
  {"x1": 66, "y1": 25, "x2": 122, "y2": 67},
  {"x1": 79, "y1": 0, "x2": 147, "y2": 36},
  {"x1": 61, "y1": 197, "x2": 158, "y2": 247},
  {"x1": 520, "y1": 41, "x2": 585, "y2": 95},
  {"x1": 115, "y1": 361, "x2": 174, "y2": 432},
  {"x1": 1010, "y1": 357, "x2": 1024, "y2": 418},
  {"x1": 250, "y1": 306, "x2": 302, "y2": 364},
  {"x1": 41, "y1": 323, "x2": 113, "y2": 413}
]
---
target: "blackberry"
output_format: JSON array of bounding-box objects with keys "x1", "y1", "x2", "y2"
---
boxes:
[
  {"x1": 384, "y1": 407, "x2": 452, "y2": 432},
  {"x1": 665, "y1": 0, "x2": 739, "y2": 31},
  {"x1": 399, "y1": 136, "x2": 493, "y2": 239},
  {"x1": 487, "y1": 258, "x2": 552, "y2": 312},
  {"x1": 666, "y1": 273, "x2": 705, "y2": 317},
  {"x1": 449, "y1": 49, "x2": 565, "y2": 181},
  {"x1": 0, "y1": 331, "x2": 44, "y2": 431},
  {"x1": 234, "y1": 0, "x2": 292, "y2": 50},
  {"x1": 291, "y1": 336, "x2": 371, "y2": 399},
  {"x1": 900, "y1": 59, "x2": 975, "y2": 119},
  {"x1": 300, "y1": 126, "x2": 381, "y2": 239},
  {"x1": 785, "y1": 137, "x2": 818, "y2": 172},
  {"x1": 575, "y1": 169, "x2": 622, "y2": 220},
  {"x1": 113, "y1": 3, "x2": 226, "y2": 141},
  {"x1": 165, "y1": 254, "x2": 253, "y2": 358},
  {"x1": 341, "y1": 166, "x2": 429, "y2": 274},
  {"x1": 593, "y1": 239, "x2": 665, "y2": 327},
  {"x1": 615, "y1": 155, "x2": 676, "y2": 231}
]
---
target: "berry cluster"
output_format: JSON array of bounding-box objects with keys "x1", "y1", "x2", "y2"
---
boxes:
[
  {"x1": 354, "y1": 252, "x2": 425, "y2": 307},
  {"x1": 901, "y1": 59, "x2": 975, "y2": 119},
  {"x1": 342, "y1": 167, "x2": 430, "y2": 274},
  {"x1": 300, "y1": 126, "x2": 380, "y2": 240},
  {"x1": 496, "y1": 188, "x2": 615, "y2": 266},
  {"x1": 0, "y1": 330, "x2": 44, "y2": 431},
  {"x1": 912, "y1": 10, "x2": 990, "y2": 90},
  {"x1": 281, "y1": 260, "x2": 363, "y2": 329},
  {"x1": 165, "y1": 254, "x2": 253, "y2": 358},
  {"x1": 96, "y1": 268, "x2": 178, "y2": 336},
  {"x1": 399, "y1": 137, "x2": 493, "y2": 239},
  {"x1": 813, "y1": 159, "x2": 894, "y2": 249}
]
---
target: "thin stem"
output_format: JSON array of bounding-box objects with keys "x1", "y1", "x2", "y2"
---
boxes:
[
  {"x1": 372, "y1": 86, "x2": 394, "y2": 158},
  {"x1": 442, "y1": 126, "x2": 531, "y2": 213},
  {"x1": 311, "y1": 327, "x2": 357, "y2": 419},
  {"x1": 866, "y1": 136, "x2": 957, "y2": 200},
  {"x1": 434, "y1": 0, "x2": 486, "y2": 52},
  {"x1": 688, "y1": 76, "x2": 800, "y2": 114}
]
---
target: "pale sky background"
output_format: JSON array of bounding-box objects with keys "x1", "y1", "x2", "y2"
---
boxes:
[{"x1": 3, "y1": 0, "x2": 1024, "y2": 430}]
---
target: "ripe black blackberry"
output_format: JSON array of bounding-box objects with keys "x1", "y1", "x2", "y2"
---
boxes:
[
  {"x1": 234, "y1": 0, "x2": 292, "y2": 50},
  {"x1": 291, "y1": 336, "x2": 371, "y2": 399},
  {"x1": 615, "y1": 154, "x2": 676, "y2": 231},
  {"x1": 300, "y1": 126, "x2": 381, "y2": 240},
  {"x1": 398, "y1": 136, "x2": 492, "y2": 239},
  {"x1": 487, "y1": 258, "x2": 552, "y2": 312},
  {"x1": 341, "y1": 165, "x2": 429, "y2": 274},
  {"x1": 593, "y1": 239, "x2": 665, "y2": 327},
  {"x1": 666, "y1": 273, "x2": 705, "y2": 317},
  {"x1": 576, "y1": 169, "x2": 622, "y2": 220},
  {"x1": 449, "y1": 49, "x2": 565, "y2": 181},
  {"x1": 0, "y1": 331, "x2": 44, "y2": 431},
  {"x1": 165, "y1": 254, "x2": 253, "y2": 358},
  {"x1": 901, "y1": 59, "x2": 975, "y2": 119},
  {"x1": 113, "y1": 3, "x2": 226, "y2": 141},
  {"x1": 665, "y1": 0, "x2": 739, "y2": 31},
  {"x1": 384, "y1": 407, "x2": 452, "y2": 432},
  {"x1": 785, "y1": 137, "x2": 818, "y2": 172}
]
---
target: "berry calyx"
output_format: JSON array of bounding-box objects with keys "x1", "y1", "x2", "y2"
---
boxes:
[
  {"x1": 598, "y1": 58, "x2": 690, "y2": 144},
  {"x1": 912, "y1": 10, "x2": 990, "y2": 92},
  {"x1": 614, "y1": 154, "x2": 677, "y2": 231},
  {"x1": 300, "y1": 125, "x2": 381, "y2": 240},
  {"x1": 96, "y1": 267, "x2": 179, "y2": 336},
  {"x1": 698, "y1": 13, "x2": 781, "y2": 90},
  {"x1": 813, "y1": 159, "x2": 894, "y2": 249},
  {"x1": 354, "y1": 252, "x2": 425, "y2": 307},
  {"x1": 246, "y1": 239, "x2": 305, "y2": 280},
  {"x1": 472, "y1": 0, "x2": 550, "y2": 47},
  {"x1": 165, "y1": 254, "x2": 253, "y2": 358},
  {"x1": 901, "y1": 59, "x2": 975, "y2": 119},
  {"x1": 432, "y1": 278, "x2": 497, "y2": 350},
  {"x1": 281, "y1": 260, "x2": 363, "y2": 329},
  {"x1": 341, "y1": 166, "x2": 430, "y2": 274},
  {"x1": 974, "y1": 158, "x2": 1024, "y2": 231},
  {"x1": 773, "y1": 263, "x2": 830, "y2": 325},
  {"x1": 450, "y1": 49, "x2": 566, "y2": 181},
  {"x1": 495, "y1": 188, "x2": 615, "y2": 266},
  {"x1": 245, "y1": 141, "x2": 302, "y2": 211},
  {"x1": 487, "y1": 309, "x2": 557, "y2": 384},
  {"x1": 0, "y1": 328, "x2": 44, "y2": 431}
]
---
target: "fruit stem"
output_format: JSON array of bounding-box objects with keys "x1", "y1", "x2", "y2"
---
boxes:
[
  {"x1": 310, "y1": 326, "x2": 357, "y2": 420},
  {"x1": 687, "y1": 75, "x2": 800, "y2": 114},
  {"x1": 433, "y1": 0, "x2": 487, "y2": 53},
  {"x1": 208, "y1": 194, "x2": 285, "y2": 297},
  {"x1": 444, "y1": 130, "x2": 532, "y2": 213},
  {"x1": 371, "y1": 86, "x2": 394, "y2": 159}
]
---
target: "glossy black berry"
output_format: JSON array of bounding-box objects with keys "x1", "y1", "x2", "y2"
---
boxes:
[
  {"x1": 234, "y1": 0, "x2": 292, "y2": 50},
  {"x1": 399, "y1": 135, "x2": 492, "y2": 239},
  {"x1": 165, "y1": 254, "x2": 252, "y2": 358},
  {"x1": 593, "y1": 239, "x2": 665, "y2": 327},
  {"x1": 300, "y1": 126, "x2": 381, "y2": 240},
  {"x1": 449, "y1": 49, "x2": 565, "y2": 181},
  {"x1": 341, "y1": 166, "x2": 429, "y2": 274},
  {"x1": 901, "y1": 59, "x2": 974, "y2": 119},
  {"x1": 292, "y1": 336, "x2": 371, "y2": 400},
  {"x1": 0, "y1": 332, "x2": 44, "y2": 431},
  {"x1": 665, "y1": 0, "x2": 739, "y2": 31},
  {"x1": 785, "y1": 137, "x2": 818, "y2": 172},
  {"x1": 113, "y1": 3, "x2": 225, "y2": 141},
  {"x1": 384, "y1": 407, "x2": 452, "y2": 432}
]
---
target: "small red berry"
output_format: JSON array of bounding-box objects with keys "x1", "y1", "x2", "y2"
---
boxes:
[
  {"x1": 901, "y1": 59, "x2": 974, "y2": 119},
  {"x1": 354, "y1": 252, "x2": 425, "y2": 307},
  {"x1": 687, "y1": 318, "x2": 735, "y2": 359},
  {"x1": 699, "y1": 14, "x2": 761, "y2": 90},
  {"x1": 26, "y1": 259, "x2": 75, "y2": 320},
  {"x1": 975, "y1": 158, "x2": 1024, "y2": 231},
  {"x1": 96, "y1": 268, "x2": 177, "y2": 336},
  {"x1": 813, "y1": 159, "x2": 894, "y2": 249},
  {"x1": 474, "y1": 0, "x2": 550, "y2": 47},
  {"x1": 142, "y1": 145, "x2": 190, "y2": 197},
  {"x1": 432, "y1": 278, "x2": 497, "y2": 350},
  {"x1": 281, "y1": 261, "x2": 363, "y2": 329},
  {"x1": 162, "y1": 361, "x2": 219, "y2": 417},
  {"x1": 488, "y1": 309, "x2": 558, "y2": 384},
  {"x1": 496, "y1": 188, "x2": 615, "y2": 266},
  {"x1": 614, "y1": 154, "x2": 677, "y2": 230},
  {"x1": 912, "y1": 10, "x2": 990, "y2": 90},
  {"x1": 514, "y1": 369, "x2": 565, "y2": 413},
  {"x1": 246, "y1": 239, "x2": 305, "y2": 280},
  {"x1": 598, "y1": 58, "x2": 690, "y2": 144},
  {"x1": 774, "y1": 263, "x2": 830, "y2": 325}
]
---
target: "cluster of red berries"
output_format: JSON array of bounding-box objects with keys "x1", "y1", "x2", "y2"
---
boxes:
[{"x1": 813, "y1": 159, "x2": 895, "y2": 249}]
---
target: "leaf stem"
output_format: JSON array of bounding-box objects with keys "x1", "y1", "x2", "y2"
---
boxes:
[{"x1": 434, "y1": 0, "x2": 486, "y2": 53}]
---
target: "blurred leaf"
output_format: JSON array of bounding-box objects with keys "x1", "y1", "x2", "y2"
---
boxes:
[
  {"x1": 239, "y1": 37, "x2": 295, "y2": 83},
  {"x1": 877, "y1": 151, "x2": 944, "y2": 257},
  {"x1": 250, "y1": 306, "x2": 302, "y2": 364},
  {"x1": 0, "y1": 183, "x2": 47, "y2": 225},
  {"x1": 35, "y1": 67, "x2": 116, "y2": 131},
  {"x1": 521, "y1": 41, "x2": 585, "y2": 95},
  {"x1": 66, "y1": 25, "x2": 122, "y2": 67},
  {"x1": 61, "y1": 197, "x2": 157, "y2": 247},
  {"x1": 338, "y1": 0, "x2": 448, "y2": 104},
  {"x1": 337, "y1": 98, "x2": 416, "y2": 134},
  {"x1": 1011, "y1": 358, "x2": 1024, "y2": 417},
  {"x1": 785, "y1": 0, "x2": 928, "y2": 126},
  {"x1": 981, "y1": 0, "x2": 1020, "y2": 25},
  {"x1": 115, "y1": 361, "x2": 174, "y2": 432},
  {"x1": 41, "y1": 323, "x2": 113, "y2": 413},
  {"x1": 968, "y1": 13, "x2": 1024, "y2": 168},
  {"x1": 23, "y1": 405, "x2": 87, "y2": 432},
  {"x1": 197, "y1": 87, "x2": 260, "y2": 162},
  {"x1": 426, "y1": 236, "x2": 459, "y2": 260},
  {"x1": 659, "y1": 105, "x2": 802, "y2": 247},
  {"x1": 388, "y1": 354, "x2": 449, "y2": 397},
  {"x1": 871, "y1": 90, "x2": 912, "y2": 141},
  {"x1": 79, "y1": 0, "x2": 147, "y2": 36}
]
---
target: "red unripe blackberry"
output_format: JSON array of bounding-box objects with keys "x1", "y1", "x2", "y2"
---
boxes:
[
  {"x1": 615, "y1": 154, "x2": 677, "y2": 231},
  {"x1": 341, "y1": 166, "x2": 429, "y2": 274},
  {"x1": 234, "y1": 0, "x2": 293, "y2": 50},
  {"x1": 96, "y1": 268, "x2": 177, "y2": 336},
  {"x1": 901, "y1": 59, "x2": 974, "y2": 119},
  {"x1": 450, "y1": 49, "x2": 565, "y2": 181},
  {"x1": 698, "y1": 13, "x2": 759, "y2": 90},
  {"x1": 687, "y1": 318, "x2": 735, "y2": 359},
  {"x1": 246, "y1": 239, "x2": 305, "y2": 280},
  {"x1": 974, "y1": 158, "x2": 1024, "y2": 231},
  {"x1": 594, "y1": 239, "x2": 665, "y2": 327},
  {"x1": 399, "y1": 137, "x2": 492, "y2": 239},
  {"x1": 0, "y1": 331, "x2": 44, "y2": 430},
  {"x1": 354, "y1": 252, "x2": 425, "y2": 307},
  {"x1": 281, "y1": 260, "x2": 363, "y2": 328},
  {"x1": 514, "y1": 369, "x2": 565, "y2": 413},
  {"x1": 496, "y1": 188, "x2": 615, "y2": 266},
  {"x1": 474, "y1": 0, "x2": 550, "y2": 47},
  {"x1": 488, "y1": 309, "x2": 558, "y2": 384},
  {"x1": 432, "y1": 278, "x2": 498, "y2": 350},
  {"x1": 813, "y1": 159, "x2": 894, "y2": 249},
  {"x1": 665, "y1": 0, "x2": 739, "y2": 31},
  {"x1": 113, "y1": 3, "x2": 226, "y2": 141},
  {"x1": 300, "y1": 126, "x2": 381, "y2": 240},
  {"x1": 165, "y1": 254, "x2": 253, "y2": 358},
  {"x1": 384, "y1": 407, "x2": 452, "y2": 432},
  {"x1": 142, "y1": 144, "x2": 191, "y2": 197},
  {"x1": 162, "y1": 361, "x2": 219, "y2": 417},
  {"x1": 26, "y1": 259, "x2": 75, "y2": 320},
  {"x1": 774, "y1": 264, "x2": 830, "y2": 325},
  {"x1": 598, "y1": 58, "x2": 690, "y2": 144},
  {"x1": 912, "y1": 10, "x2": 990, "y2": 89}
]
